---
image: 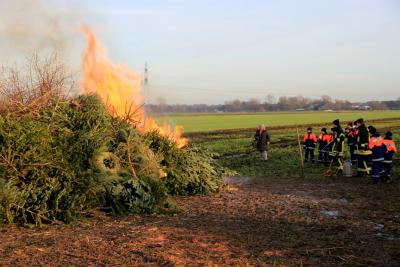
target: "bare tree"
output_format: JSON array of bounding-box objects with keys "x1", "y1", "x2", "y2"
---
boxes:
[
  {"x1": 266, "y1": 94, "x2": 276, "y2": 104},
  {"x1": 0, "y1": 53, "x2": 73, "y2": 116}
]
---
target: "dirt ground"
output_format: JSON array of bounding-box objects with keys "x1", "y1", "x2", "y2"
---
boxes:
[{"x1": 1, "y1": 176, "x2": 399, "y2": 266}]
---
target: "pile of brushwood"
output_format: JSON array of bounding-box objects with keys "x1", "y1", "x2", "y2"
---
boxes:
[{"x1": 0, "y1": 60, "x2": 229, "y2": 225}]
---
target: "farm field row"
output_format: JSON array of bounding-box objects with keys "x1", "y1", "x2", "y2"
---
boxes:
[{"x1": 155, "y1": 111, "x2": 400, "y2": 133}]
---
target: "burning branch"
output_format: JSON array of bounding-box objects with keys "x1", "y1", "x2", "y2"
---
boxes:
[{"x1": 81, "y1": 27, "x2": 188, "y2": 148}]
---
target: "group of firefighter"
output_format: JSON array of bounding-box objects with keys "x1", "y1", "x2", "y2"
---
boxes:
[{"x1": 303, "y1": 118, "x2": 397, "y2": 184}]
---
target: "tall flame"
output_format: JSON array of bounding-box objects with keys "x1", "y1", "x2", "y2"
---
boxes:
[{"x1": 81, "y1": 27, "x2": 188, "y2": 148}]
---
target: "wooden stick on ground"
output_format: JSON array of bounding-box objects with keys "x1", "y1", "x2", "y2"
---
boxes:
[{"x1": 296, "y1": 128, "x2": 305, "y2": 178}]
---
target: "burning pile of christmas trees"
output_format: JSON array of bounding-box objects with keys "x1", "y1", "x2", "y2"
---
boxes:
[{"x1": 0, "y1": 56, "x2": 228, "y2": 225}]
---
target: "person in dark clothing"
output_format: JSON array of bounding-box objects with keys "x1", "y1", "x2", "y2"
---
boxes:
[
  {"x1": 382, "y1": 131, "x2": 397, "y2": 183},
  {"x1": 318, "y1": 128, "x2": 331, "y2": 164},
  {"x1": 254, "y1": 124, "x2": 270, "y2": 161},
  {"x1": 330, "y1": 119, "x2": 346, "y2": 174},
  {"x1": 367, "y1": 125, "x2": 374, "y2": 133},
  {"x1": 303, "y1": 127, "x2": 317, "y2": 163},
  {"x1": 355, "y1": 118, "x2": 372, "y2": 177},
  {"x1": 326, "y1": 128, "x2": 335, "y2": 164},
  {"x1": 345, "y1": 122, "x2": 358, "y2": 165},
  {"x1": 369, "y1": 127, "x2": 387, "y2": 184}
]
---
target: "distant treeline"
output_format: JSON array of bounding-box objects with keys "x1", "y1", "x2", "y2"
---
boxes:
[{"x1": 145, "y1": 95, "x2": 400, "y2": 114}]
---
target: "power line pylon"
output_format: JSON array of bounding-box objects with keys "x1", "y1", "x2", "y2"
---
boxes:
[{"x1": 143, "y1": 62, "x2": 149, "y2": 103}]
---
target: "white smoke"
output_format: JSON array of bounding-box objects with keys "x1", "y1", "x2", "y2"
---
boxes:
[{"x1": 0, "y1": 0, "x2": 83, "y2": 65}]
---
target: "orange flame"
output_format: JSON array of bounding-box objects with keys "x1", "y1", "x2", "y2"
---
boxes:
[{"x1": 81, "y1": 27, "x2": 188, "y2": 148}]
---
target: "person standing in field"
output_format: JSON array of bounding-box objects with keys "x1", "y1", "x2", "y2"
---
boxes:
[
  {"x1": 317, "y1": 128, "x2": 331, "y2": 164},
  {"x1": 355, "y1": 118, "x2": 372, "y2": 177},
  {"x1": 303, "y1": 127, "x2": 317, "y2": 163},
  {"x1": 254, "y1": 124, "x2": 270, "y2": 161},
  {"x1": 382, "y1": 131, "x2": 397, "y2": 183},
  {"x1": 345, "y1": 122, "x2": 358, "y2": 165},
  {"x1": 330, "y1": 119, "x2": 346, "y2": 175},
  {"x1": 368, "y1": 127, "x2": 386, "y2": 184},
  {"x1": 326, "y1": 128, "x2": 335, "y2": 164}
]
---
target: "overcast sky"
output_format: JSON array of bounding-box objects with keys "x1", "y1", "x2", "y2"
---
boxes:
[{"x1": 1, "y1": 0, "x2": 400, "y2": 104}]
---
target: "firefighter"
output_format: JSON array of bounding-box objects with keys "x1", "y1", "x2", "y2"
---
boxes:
[
  {"x1": 382, "y1": 131, "x2": 397, "y2": 183},
  {"x1": 303, "y1": 127, "x2": 317, "y2": 163},
  {"x1": 326, "y1": 128, "x2": 335, "y2": 164},
  {"x1": 345, "y1": 122, "x2": 358, "y2": 165},
  {"x1": 330, "y1": 119, "x2": 345, "y2": 174},
  {"x1": 318, "y1": 128, "x2": 331, "y2": 164},
  {"x1": 355, "y1": 118, "x2": 372, "y2": 177},
  {"x1": 368, "y1": 127, "x2": 387, "y2": 184},
  {"x1": 326, "y1": 129, "x2": 334, "y2": 165},
  {"x1": 254, "y1": 124, "x2": 270, "y2": 161}
]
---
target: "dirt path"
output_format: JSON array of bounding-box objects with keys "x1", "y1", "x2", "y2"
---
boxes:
[{"x1": 1, "y1": 177, "x2": 399, "y2": 266}]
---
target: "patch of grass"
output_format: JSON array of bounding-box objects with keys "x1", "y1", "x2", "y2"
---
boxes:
[{"x1": 157, "y1": 111, "x2": 400, "y2": 133}]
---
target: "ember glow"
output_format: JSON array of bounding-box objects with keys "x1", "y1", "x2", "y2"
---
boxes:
[{"x1": 81, "y1": 27, "x2": 188, "y2": 148}]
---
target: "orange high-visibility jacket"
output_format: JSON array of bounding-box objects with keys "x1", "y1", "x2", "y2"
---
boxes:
[
  {"x1": 318, "y1": 134, "x2": 332, "y2": 142},
  {"x1": 304, "y1": 133, "x2": 317, "y2": 142},
  {"x1": 369, "y1": 136, "x2": 387, "y2": 161},
  {"x1": 369, "y1": 136, "x2": 384, "y2": 149},
  {"x1": 383, "y1": 139, "x2": 397, "y2": 153},
  {"x1": 324, "y1": 134, "x2": 332, "y2": 142},
  {"x1": 304, "y1": 132, "x2": 317, "y2": 149},
  {"x1": 325, "y1": 134, "x2": 333, "y2": 143}
]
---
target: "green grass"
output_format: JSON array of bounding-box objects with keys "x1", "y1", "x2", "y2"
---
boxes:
[{"x1": 156, "y1": 111, "x2": 400, "y2": 133}]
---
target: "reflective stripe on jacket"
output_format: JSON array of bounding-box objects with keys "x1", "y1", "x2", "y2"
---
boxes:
[
  {"x1": 330, "y1": 132, "x2": 345, "y2": 156},
  {"x1": 356, "y1": 126, "x2": 371, "y2": 155}
]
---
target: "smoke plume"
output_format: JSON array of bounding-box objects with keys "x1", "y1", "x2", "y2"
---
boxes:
[{"x1": 0, "y1": 0, "x2": 83, "y2": 64}]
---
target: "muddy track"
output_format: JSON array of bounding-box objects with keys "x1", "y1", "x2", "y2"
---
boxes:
[{"x1": 1, "y1": 176, "x2": 399, "y2": 266}]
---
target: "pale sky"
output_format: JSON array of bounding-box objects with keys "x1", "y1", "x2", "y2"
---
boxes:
[{"x1": 1, "y1": 0, "x2": 400, "y2": 104}]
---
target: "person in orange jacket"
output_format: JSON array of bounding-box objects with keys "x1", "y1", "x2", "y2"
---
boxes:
[
  {"x1": 369, "y1": 127, "x2": 387, "y2": 184},
  {"x1": 304, "y1": 127, "x2": 317, "y2": 163},
  {"x1": 318, "y1": 128, "x2": 332, "y2": 165},
  {"x1": 382, "y1": 131, "x2": 397, "y2": 183}
]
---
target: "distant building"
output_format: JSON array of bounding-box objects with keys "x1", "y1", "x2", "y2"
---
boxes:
[{"x1": 352, "y1": 105, "x2": 372, "y2": 110}]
